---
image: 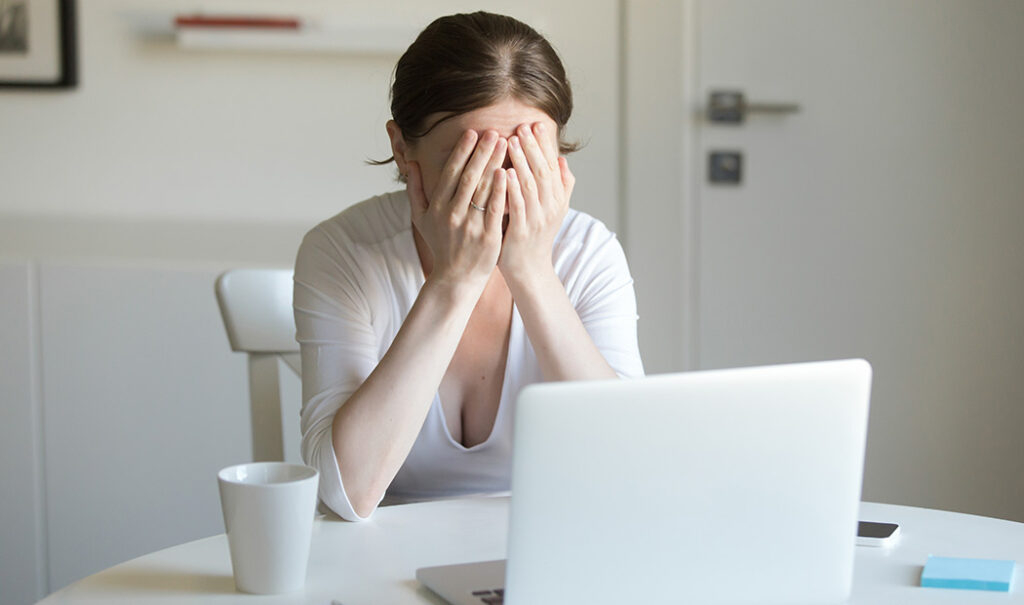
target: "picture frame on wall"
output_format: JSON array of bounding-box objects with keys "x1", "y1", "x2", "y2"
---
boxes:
[{"x1": 0, "y1": 0, "x2": 77, "y2": 88}]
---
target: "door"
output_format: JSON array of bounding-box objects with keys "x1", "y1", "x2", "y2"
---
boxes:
[{"x1": 692, "y1": 1, "x2": 1024, "y2": 521}]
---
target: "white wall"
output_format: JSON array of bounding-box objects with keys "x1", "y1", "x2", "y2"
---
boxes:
[
  {"x1": 40, "y1": 261, "x2": 255, "y2": 590},
  {"x1": 0, "y1": 264, "x2": 45, "y2": 605},
  {"x1": 0, "y1": 0, "x2": 620, "y2": 228}
]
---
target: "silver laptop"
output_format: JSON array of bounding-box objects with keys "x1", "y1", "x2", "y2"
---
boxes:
[{"x1": 417, "y1": 359, "x2": 872, "y2": 605}]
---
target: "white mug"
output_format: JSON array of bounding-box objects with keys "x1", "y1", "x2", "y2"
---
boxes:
[{"x1": 217, "y1": 462, "x2": 319, "y2": 594}]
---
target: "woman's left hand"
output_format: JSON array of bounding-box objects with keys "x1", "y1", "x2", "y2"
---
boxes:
[{"x1": 498, "y1": 121, "x2": 575, "y2": 284}]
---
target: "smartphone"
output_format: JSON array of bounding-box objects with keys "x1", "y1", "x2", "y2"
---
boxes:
[{"x1": 857, "y1": 521, "x2": 900, "y2": 547}]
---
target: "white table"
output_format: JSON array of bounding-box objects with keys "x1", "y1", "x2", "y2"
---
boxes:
[{"x1": 38, "y1": 498, "x2": 1023, "y2": 604}]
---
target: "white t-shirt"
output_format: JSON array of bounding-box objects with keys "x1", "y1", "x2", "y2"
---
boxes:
[{"x1": 293, "y1": 190, "x2": 644, "y2": 521}]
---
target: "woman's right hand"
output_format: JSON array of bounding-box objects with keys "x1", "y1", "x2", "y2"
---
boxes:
[{"x1": 407, "y1": 129, "x2": 508, "y2": 292}]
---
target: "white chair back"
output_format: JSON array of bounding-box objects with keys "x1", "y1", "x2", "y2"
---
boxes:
[{"x1": 215, "y1": 269, "x2": 300, "y2": 462}]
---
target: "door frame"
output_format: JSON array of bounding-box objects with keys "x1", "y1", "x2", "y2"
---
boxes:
[{"x1": 621, "y1": 0, "x2": 700, "y2": 373}]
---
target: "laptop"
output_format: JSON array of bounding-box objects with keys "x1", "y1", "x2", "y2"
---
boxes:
[{"x1": 417, "y1": 359, "x2": 872, "y2": 605}]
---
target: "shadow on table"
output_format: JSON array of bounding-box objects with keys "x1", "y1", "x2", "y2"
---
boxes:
[
  {"x1": 401, "y1": 579, "x2": 447, "y2": 604},
  {"x1": 80, "y1": 567, "x2": 237, "y2": 595}
]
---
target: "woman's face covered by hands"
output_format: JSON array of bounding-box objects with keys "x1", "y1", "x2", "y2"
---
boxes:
[
  {"x1": 388, "y1": 98, "x2": 560, "y2": 212},
  {"x1": 387, "y1": 97, "x2": 575, "y2": 286}
]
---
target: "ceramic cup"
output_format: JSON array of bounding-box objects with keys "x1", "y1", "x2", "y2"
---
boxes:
[{"x1": 217, "y1": 462, "x2": 319, "y2": 594}]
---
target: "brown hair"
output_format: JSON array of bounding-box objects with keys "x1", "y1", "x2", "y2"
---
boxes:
[{"x1": 373, "y1": 11, "x2": 578, "y2": 168}]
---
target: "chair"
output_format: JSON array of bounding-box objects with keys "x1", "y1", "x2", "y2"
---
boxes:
[{"x1": 215, "y1": 269, "x2": 300, "y2": 462}]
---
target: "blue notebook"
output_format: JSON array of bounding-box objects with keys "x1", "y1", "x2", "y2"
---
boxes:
[{"x1": 920, "y1": 555, "x2": 1015, "y2": 592}]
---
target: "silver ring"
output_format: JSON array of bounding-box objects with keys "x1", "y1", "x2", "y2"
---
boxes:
[{"x1": 469, "y1": 201, "x2": 487, "y2": 213}]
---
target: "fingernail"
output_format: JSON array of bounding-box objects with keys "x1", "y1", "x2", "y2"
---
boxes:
[
  {"x1": 534, "y1": 122, "x2": 545, "y2": 134},
  {"x1": 482, "y1": 130, "x2": 497, "y2": 143},
  {"x1": 509, "y1": 136, "x2": 520, "y2": 150}
]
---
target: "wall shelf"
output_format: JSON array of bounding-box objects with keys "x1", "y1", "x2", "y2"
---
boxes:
[
  {"x1": 123, "y1": 11, "x2": 416, "y2": 56},
  {"x1": 176, "y1": 26, "x2": 414, "y2": 56}
]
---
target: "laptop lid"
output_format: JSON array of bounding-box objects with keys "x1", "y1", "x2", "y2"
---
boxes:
[{"x1": 503, "y1": 359, "x2": 871, "y2": 605}]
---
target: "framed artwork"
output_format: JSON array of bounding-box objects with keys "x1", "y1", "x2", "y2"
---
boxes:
[{"x1": 0, "y1": 0, "x2": 77, "y2": 88}]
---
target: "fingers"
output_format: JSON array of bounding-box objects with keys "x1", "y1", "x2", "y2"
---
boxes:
[
  {"x1": 407, "y1": 161, "x2": 428, "y2": 222},
  {"x1": 451, "y1": 130, "x2": 500, "y2": 217},
  {"x1": 486, "y1": 168, "x2": 507, "y2": 233},
  {"x1": 505, "y1": 167, "x2": 526, "y2": 234},
  {"x1": 517, "y1": 122, "x2": 557, "y2": 176},
  {"x1": 558, "y1": 156, "x2": 575, "y2": 200},
  {"x1": 510, "y1": 121, "x2": 564, "y2": 213},
  {"x1": 431, "y1": 130, "x2": 479, "y2": 212},
  {"x1": 471, "y1": 136, "x2": 507, "y2": 214},
  {"x1": 532, "y1": 122, "x2": 560, "y2": 171},
  {"x1": 507, "y1": 135, "x2": 540, "y2": 215}
]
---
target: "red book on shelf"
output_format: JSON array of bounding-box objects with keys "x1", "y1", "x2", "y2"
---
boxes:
[{"x1": 174, "y1": 15, "x2": 302, "y2": 30}]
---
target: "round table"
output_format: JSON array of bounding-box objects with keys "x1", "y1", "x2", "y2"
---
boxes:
[{"x1": 38, "y1": 498, "x2": 1022, "y2": 604}]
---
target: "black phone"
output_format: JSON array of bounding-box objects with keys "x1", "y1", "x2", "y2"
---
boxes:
[{"x1": 857, "y1": 521, "x2": 900, "y2": 546}]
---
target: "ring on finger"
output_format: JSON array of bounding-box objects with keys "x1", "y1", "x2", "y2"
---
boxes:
[{"x1": 469, "y1": 201, "x2": 487, "y2": 212}]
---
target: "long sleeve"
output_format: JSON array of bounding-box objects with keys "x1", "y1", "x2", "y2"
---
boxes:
[
  {"x1": 293, "y1": 224, "x2": 381, "y2": 521},
  {"x1": 554, "y1": 213, "x2": 645, "y2": 379}
]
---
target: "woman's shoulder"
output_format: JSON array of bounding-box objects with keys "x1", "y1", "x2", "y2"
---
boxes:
[
  {"x1": 304, "y1": 190, "x2": 411, "y2": 248},
  {"x1": 294, "y1": 190, "x2": 413, "y2": 305},
  {"x1": 555, "y1": 207, "x2": 619, "y2": 252},
  {"x1": 551, "y1": 207, "x2": 631, "y2": 287}
]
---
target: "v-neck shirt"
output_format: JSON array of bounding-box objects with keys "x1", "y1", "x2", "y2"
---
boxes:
[{"x1": 293, "y1": 190, "x2": 644, "y2": 521}]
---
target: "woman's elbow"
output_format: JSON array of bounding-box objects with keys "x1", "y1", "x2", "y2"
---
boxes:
[{"x1": 350, "y1": 494, "x2": 378, "y2": 520}]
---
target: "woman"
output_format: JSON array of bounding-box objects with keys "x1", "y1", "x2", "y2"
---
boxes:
[{"x1": 294, "y1": 11, "x2": 643, "y2": 522}]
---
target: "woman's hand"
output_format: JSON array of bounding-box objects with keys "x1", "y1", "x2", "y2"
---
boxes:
[
  {"x1": 408, "y1": 129, "x2": 508, "y2": 292},
  {"x1": 499, "y1": 122, "x2": 576, "y2": 285}
]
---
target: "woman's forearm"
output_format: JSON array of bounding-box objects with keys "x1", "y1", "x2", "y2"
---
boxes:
[
  {"x1": 331, "y1": 277, "x2": 480, "y2": 517},
  {"x1": 506, "y1": 268, "x2": 618, "y2": 382}
]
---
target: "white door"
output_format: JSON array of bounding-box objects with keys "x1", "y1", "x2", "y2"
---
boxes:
[{"x1": 691, "y1": 1, "x2": 1024, "y2": 521}]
